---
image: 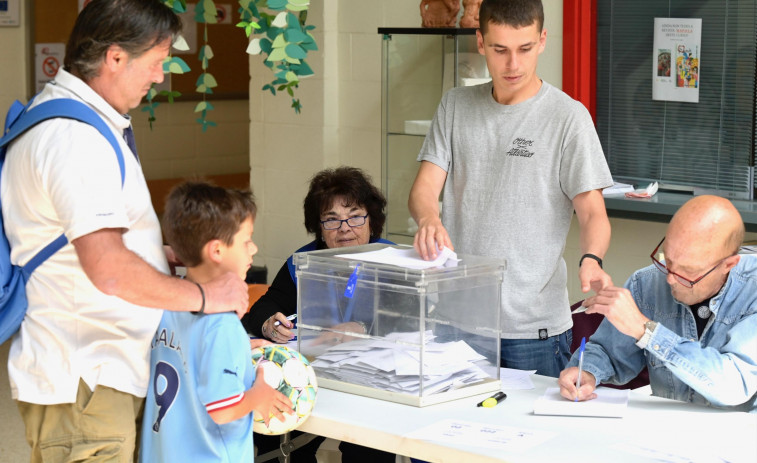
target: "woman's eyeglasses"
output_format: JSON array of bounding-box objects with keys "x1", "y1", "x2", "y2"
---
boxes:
[{"x1": 320, "y1": 214, "x2": 368, "y2": 230}]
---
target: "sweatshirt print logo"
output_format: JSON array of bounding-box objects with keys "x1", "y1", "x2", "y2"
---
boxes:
[{"x1": 507, "y1": 137, "x2": 535, "y2": 158}]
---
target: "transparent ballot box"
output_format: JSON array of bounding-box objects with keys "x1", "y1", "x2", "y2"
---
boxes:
[{"x1": 294, "y1": 243, "x2": 505, "y2": 407}]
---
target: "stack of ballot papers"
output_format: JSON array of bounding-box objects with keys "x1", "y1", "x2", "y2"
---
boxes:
[{"x1": 309, "y1": 331, "x2": 492, "y2": 395}]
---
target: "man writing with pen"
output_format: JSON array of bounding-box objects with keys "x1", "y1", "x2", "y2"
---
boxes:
[{"x1": 558, "y1": 195, "x2": 757, "y2": 412}]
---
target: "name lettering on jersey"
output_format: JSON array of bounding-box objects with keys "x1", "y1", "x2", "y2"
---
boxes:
[
  {"x1": 152, "y1": 328, "x2": 183, "y2": 354},
  {"x1": 507, "y1": 137, "x2": 535, "y2": 158}
]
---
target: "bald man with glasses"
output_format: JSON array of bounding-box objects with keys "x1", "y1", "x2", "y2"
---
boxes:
[{"x1": 558, "y1": 195, "x2": 757, "y2": 412}]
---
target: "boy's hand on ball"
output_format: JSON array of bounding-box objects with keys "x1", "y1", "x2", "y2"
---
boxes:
[{"x1": 252, "y1": 369, "x2": 293, "y2": 425}]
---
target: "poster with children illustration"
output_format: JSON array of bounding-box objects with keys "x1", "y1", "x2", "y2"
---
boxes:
[{"x1": 652, "y1": 18, "x2": 701, "y2": 103}]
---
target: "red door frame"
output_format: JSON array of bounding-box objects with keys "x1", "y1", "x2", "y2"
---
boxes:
[{"x1": 562, "y1": 0, "x2": 597, "y2": 121}]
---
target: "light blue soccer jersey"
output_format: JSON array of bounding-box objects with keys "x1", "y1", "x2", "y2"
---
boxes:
[{"x1": 139, "y1": 311, "x2": 255, "y2": 463}]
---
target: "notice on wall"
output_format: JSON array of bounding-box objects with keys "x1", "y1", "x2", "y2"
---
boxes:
[
  {"x1": 652, "y1": 18, "x2": 702, "y2": 103},
  {"x1": 35, "y1": 43, "x2": 65, "y2": 93},
  {"x1": 0, "y1": 0, "x2": 20, "y2": 27}
]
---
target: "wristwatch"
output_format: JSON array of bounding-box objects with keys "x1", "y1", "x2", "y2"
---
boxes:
[{"x1": 636, "y1": 320, "x2": 658, "y2": 349}]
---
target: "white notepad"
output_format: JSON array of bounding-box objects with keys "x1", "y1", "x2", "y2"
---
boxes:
[{"x1": 533, "y1": 387, "x2": 629, "y2": 418}]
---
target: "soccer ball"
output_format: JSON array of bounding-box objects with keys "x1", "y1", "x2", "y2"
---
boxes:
[{"x1": 251, "y1": 345, "x2": 318, "y2": 435}]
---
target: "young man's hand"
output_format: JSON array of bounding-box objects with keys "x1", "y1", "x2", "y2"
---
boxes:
[
  {"x1": 579, "y1": 259, "x2": 613, "y2": 294},
  {"x1": 414, "y1": 216, "x2": 454, "y2": 261}
]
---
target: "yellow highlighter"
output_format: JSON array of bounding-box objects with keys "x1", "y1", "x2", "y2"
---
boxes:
[{"x1": 477, "y1": 391, "x2": 507, "y2": 408}]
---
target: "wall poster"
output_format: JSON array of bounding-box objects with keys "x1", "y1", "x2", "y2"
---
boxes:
[{"x1": 652, "y1": 17, "x2": 702, "y2": 103}]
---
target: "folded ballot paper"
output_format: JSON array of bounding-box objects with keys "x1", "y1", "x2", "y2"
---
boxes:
[{"x1": 335, "y1": 246, "x2": 460, "y2": 270}]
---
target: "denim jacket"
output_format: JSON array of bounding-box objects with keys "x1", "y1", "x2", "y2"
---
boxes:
[{"x1": 569, "y1": 255, "x2": 757, "y2": 413}]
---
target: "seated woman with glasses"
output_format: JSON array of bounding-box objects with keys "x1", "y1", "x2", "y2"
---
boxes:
[{"x1": 242, "y1": 166, "x2": 396, "y2": 463}]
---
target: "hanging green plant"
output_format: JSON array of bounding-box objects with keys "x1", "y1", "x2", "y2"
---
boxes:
[
  {"x1": 148, "y1": 0, "x2": 316, "y2": 127},
  {"x1": 239, "y1": 0, "x2": 317, "y2": 114},
  {"x1": 193, "y1": 0, "x2": 218, "y2": 131},
  {"x1": 143, "y1": 53, "x2": 190, "y2": 128},
  {"x1": 144, "y1": 0, "x2": 192, "y2": 128}
]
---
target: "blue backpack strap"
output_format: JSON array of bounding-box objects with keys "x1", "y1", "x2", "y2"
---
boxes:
[
  {"x1": 2, "y1": 100, "x2": 27, "y2": 136},
  {"x1": 1, "y1": 98, "x2": 125, "y2": 187},
  {"x1": 0, "y1": 98, "x2": 127, "y2": 279},
  {"x1": 19, "y1": 235, "x2": 69, "y2": 281}
]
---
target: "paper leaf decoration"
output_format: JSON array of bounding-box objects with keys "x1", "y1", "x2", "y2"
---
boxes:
[
  {"x1": 173, "y1": 35, "x2": 189, "y2": 51},
  {"x1": 247, "y1": 38, "x2": 262, "y2": 55}
]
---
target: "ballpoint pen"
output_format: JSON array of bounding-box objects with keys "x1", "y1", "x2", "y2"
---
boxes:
[
  {"x1": 273, "y1": 314, "x2": 297, "y2": 327},
  {"x1": 575, "y1": 336, "x2": 586, "y2": 402}
]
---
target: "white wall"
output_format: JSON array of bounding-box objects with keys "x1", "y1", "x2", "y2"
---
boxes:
[
  {"x1": 0, "y1": 0, "x2": 32, "y2": 457},
  {"x1": 0, "y1": 0, "x2": 29, "y2": 117},
  {"x1": 129, "y1": 100, "x2": 250, "y2": 180}
]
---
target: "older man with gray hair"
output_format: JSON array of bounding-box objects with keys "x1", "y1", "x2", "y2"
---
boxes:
[{"x1": 1, "y1": 1, "x2": 250, "y2": 461}]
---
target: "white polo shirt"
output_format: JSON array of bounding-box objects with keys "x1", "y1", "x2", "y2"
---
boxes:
[{"x1": 1, "y1": 69, "x2": 168, "y2": 404}]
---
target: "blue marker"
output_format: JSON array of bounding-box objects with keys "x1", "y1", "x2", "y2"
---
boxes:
[{"x1": 575, "y1": 337, "x2": 586, "y2": 402}]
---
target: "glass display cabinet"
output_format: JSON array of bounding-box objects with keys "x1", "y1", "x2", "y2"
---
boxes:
[{"x1": 378, "y1": 27, "x2": 488, "y2": 245}]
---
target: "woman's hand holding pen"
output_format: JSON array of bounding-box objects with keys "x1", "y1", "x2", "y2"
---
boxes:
[{"x1": 262, "y1": 312, "x2": 295, "y2": 343}]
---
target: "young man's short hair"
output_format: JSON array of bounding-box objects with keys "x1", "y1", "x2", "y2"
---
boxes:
[
  {"x1": 162, "y1": 181, "x2": 257, "y2": 267},
  {"x1": 479, "y1": 0, "x2": 544, "y2": 34}
]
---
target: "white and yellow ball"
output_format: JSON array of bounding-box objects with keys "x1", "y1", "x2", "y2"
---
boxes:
[{"x1": 251, "y1": 345, "x2": 318, "y2": 435}]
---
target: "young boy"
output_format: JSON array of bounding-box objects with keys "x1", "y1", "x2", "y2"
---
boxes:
[{"x1": 139, "y1": 181, "x2": 293, "y2": 462}]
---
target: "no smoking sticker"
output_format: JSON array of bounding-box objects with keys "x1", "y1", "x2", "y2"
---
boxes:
[
  {"x1": 35, "y1": 43, "x2": 65, "y2": 92},
  {"x1": 42, "y1": 56, "x2": 59, "y2": 78}
]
